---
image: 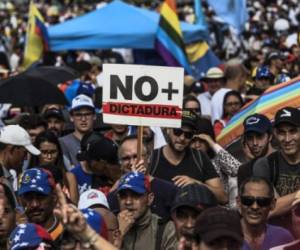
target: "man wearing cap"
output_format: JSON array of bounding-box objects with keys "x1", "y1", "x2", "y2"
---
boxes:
[
  {"x1": 59, "y1": 94, "x2": 96, "y2": 169},
  {"x1": 197, "y1": 67, "x2": 225, "y2": 118},
  {"x1": 191, "y1": 206, "x2": 243, "y2": 250},
  {"x1": 253, "y1": 107, "x2": 300, "y2": 231},
  {"x1": 108, "y1": 134, "x2": 177, "y2": 220},
  {"x1": 43, "y1": 107, "x2": 65, "y2": 137},
  {"x1": 115, "y1": 172, "x2": 177, "y2": 250},
  {"x1": 266, "y1": 51, "x2": 284, "y2": 78},
  {"x1": 150, "y1": 110, "x2": 227, "y2": 204},
  {"x1": 0, "y1": 125, "x2": 40, "y2": 191},
  {"x1": 78, "y1": 189, "x2": 118, "y2": 243},
  {"x1": 18, "y1": 168, "x2": 64, "y2": 245},
  {"x1": 238, "y1": 113, "x2": 274, "y2": 187},
  {"x1": 71, "y1": 132, "x2": 120, "y2": 195},
  {"x1": 248, "y1": 66, "x2": 274, "y2": 96},
  {"x1": 171, "y1": 184, "x2": 217, "y2": 249},
  {"x1": 238, "y1": 176, "x2": 293, "y2": 250}
]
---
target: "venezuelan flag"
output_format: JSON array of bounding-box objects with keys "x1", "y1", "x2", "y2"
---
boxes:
[
  {"x1": 186, "y1": 41, "x2": 222, "y2": 79},
  {"x1": 155, "y1": 0, "x2": 193, "y2": 75},
  {"x1": 23, "y1": 2, "x2": 49, "y2": 69},
  {"x1": 217, "y1": 76, "x2": 300, "y2": 148}
]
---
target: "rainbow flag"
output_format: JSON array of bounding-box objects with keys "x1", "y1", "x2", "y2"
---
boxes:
[
  {"x1": 155, "y1": 0, "x2": 193, "y2": 75},
  {"x1": 217, "y1": 76, "x2": 300, "y2": 147},
  {"x1": 23, "y1": 2, "x2": 49, "y2": 69}
]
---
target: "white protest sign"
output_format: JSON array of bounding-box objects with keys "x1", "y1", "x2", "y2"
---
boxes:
[{"x1": 102, "y1": 64, "x2": 184, "y2": 128}]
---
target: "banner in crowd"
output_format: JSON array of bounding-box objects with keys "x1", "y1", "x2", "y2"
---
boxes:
[
  {"x1": 102, "y1": 64, "x2": 184, "y2": 128},
  {"x1": 217, "y1": 76, "x2": 300, "y2": 147}
]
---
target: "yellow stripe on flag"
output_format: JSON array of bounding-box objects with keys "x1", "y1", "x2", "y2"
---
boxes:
[{"x1": 186, "y1": 42, "x2": 209, "y2": 63}]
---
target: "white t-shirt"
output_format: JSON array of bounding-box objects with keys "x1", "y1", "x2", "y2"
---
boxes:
[
  {"x1": 211, "y1": 88, "x2": 231, "y2": 123},
  {"x1": 197, "y1": 92, "x2": 212, "y2": 117}
]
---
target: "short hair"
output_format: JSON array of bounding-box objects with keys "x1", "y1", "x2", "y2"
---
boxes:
[
  {"x1": 239, "y1": 176, "x2": 274, "y2": 198},
  {"x1": 19, "y1": 114, "x2": 47, "y2": 130}
]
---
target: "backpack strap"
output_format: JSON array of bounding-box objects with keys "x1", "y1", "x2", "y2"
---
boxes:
[
  {"x1": 267, "y1": 151, "x2": 279, "y2": 187},
  {"x1": 155, "y1": 218, "x2": 168, "y2": 250},
  {"x1": 149, "y1": 148, "x2": 161, "y2": 176},
  {"x1": 191, "y1": 149, "x2": 203, "y2": 176}
]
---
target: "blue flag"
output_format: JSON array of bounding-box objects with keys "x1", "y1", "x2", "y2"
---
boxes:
[{"x1": 206, "y1": 0, "x2": 248, "y2": 33}]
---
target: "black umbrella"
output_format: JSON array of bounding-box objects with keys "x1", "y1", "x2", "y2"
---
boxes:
[
  {"x1": 25, "y1": 65, "x2": 80, "y2": 85},
  {"x1": 0, "y1": 71, "x2": 69, "y2": 106}
]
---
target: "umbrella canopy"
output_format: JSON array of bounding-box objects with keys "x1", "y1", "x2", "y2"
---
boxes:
[
  {"x1": 0, "y1": 70, "x2": 69, "y2": 106},
  {"x1": 26, "y1": 66, "x2": 79, "y2": 85},
  {"x1": 217, "y1": 76, "x2": 300, "y2": 148},
  {"x1": 48, "y1": 0, "x2": 208, "y2": 51}
]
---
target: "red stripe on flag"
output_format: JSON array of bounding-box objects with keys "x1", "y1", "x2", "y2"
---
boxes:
[{"x1": 103, "y1": 102, "x2": 182, "y2": 119}]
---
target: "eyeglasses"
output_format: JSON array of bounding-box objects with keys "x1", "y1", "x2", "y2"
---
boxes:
[
  {"x1": 240, "y1": 196, "x2": 273, "y2": 207},
  {"x1": 173, "y1": 128, "x2": 194, "y2": 139},
  {"x1": 185, "y1": 108, "x2": 201, "y2": 114},
  {"x1": 72, "y1": 112, "x2": 94, "y2": 119}
]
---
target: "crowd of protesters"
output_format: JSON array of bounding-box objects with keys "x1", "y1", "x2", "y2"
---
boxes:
[{"x1": 0, "y1": 0, "x2": 299, "y2": 250}]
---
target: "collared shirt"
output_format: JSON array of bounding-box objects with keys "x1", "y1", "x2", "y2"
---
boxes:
[{"x1": 197, "y1": 91, "x2": 213, "y2": 117}]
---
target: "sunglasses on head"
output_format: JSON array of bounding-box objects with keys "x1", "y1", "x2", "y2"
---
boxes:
[
  {"x1": 240, "y1": 196, "x2": 273, "y2": 207},
  {"x1": 173, "y1": 128, "x2": 194, "y2": 139}
]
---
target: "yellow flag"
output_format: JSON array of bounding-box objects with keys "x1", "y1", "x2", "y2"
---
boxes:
[{"x1": 22, "y1": 2, "x2": 49, "y2": 69}]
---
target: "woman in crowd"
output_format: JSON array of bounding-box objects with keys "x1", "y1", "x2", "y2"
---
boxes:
[
  {"x1": 214, "y1": 90, "x2": 244, "y2": 137},
  {"x1": 30, "y1": 130, "x2": 79, "y2": 204}
]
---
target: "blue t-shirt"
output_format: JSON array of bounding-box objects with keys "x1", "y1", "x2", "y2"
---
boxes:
[
  {"x1": 71, "y1": 165, "x2": 92, "y2": 195},
  {"x1": 242, "y1": 224, "x2": 294, "y2": 250}
]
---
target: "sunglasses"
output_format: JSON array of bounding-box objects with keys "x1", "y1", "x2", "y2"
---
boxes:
[
  {"x1": 173, "y1": 128, "x2": 194, "y2": 139},
  {"x1": 240, "y1": 196, "x2": 273, "y2": 207}
]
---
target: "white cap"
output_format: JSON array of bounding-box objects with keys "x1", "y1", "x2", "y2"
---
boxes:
[
  {"x1": 78, "y1": 189, "x2": 109, "y2": 209},
  {"x1": 71, "y1": 94, "x2": 95, "y2": 111},
  {"x1": 0, "y1": 125, "x2": 40, "y2": 155},
  {"x1": 204, "y1": 67, "x2": 224, "y2": 79}
]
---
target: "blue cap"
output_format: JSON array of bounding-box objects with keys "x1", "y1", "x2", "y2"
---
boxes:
[
  {"x1": 117, "y1": 172, "x2": 150, "y2": 194},
  {"x1": 76, "y1": 82, "x2": 95, "y2": 98},
  {"x1": 243, "y1": 114, "x2": 272, "y2": 134},
  {"x1": 256, "y1": 66, "x2": 274, "y2": 79},
  {"x1": 18, "y1": 168, "x2": 55, "y2": 196},
  {"x1": 81, "y1": 208, "x2": 105, "y2": 235},
  {"x1": 9, "y1": 223, "x2": 52, "y2": 250}
]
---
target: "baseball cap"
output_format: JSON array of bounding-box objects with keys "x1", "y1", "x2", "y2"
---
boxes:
[
  {"x1": 76, "y1": 82, "x2": 95, "y2": 98},
  {"x1": 18, "y1": 168, "x2": 56, "y2": 196},
  {"x1": 274, "y1": 107, "x2": 300, "y2": 127},
  {"x1": 171, "y1": 184, "x2": 217, "y2": 212},
  {"x1": 81, "y1": 208, "x2": 106, "y2": 235},
  {"x1": 70, "y1": 94, "x2": 95, "y2": 112},
  {"x1": 194, "y1": 207, "x2": 243, "y2": 244},
  {"x1": 203, "y1": 67, "x2": 224, "y2": 80},
  {"x1": 85, "y1": 137, "x2": 119, "y2": 164},
  {"x1": 78, "y1": 189, "x2": 109, "y2": 209},
  {"x1": 255, "y1": 66, "x2": 274, "y2": 79},
  {"x1": 9, "y1": 223, "x2": 52, "y2": 250},
  {"x1": 0, "y1": 125, "x2": 40, "y2": 155},
  {"x1": 43, "y1": 108, "x2": 64, "y2": 121},
  {"x1": 243, "y1": 114, "x2": 272, "y2": 134},
  {"x1": 117, "y1": 172, "x2": 150, "y2": 194},
  {"x1": 182, "y1": 110, "x2": 197, "y2": 129}
]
